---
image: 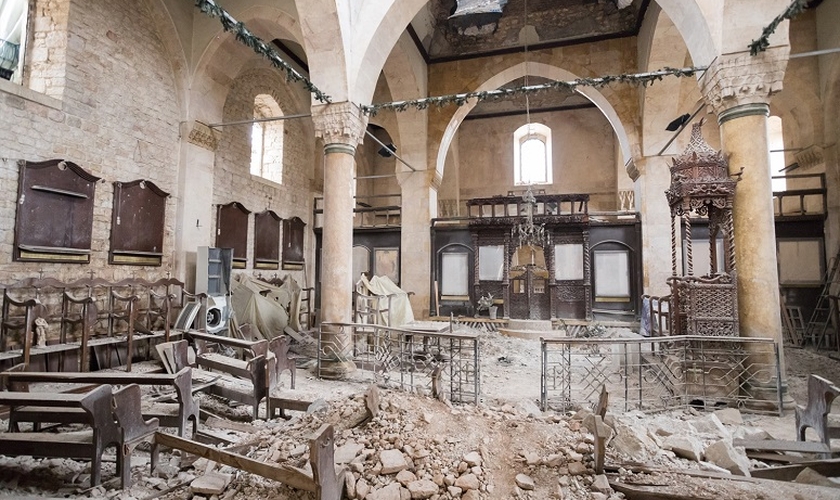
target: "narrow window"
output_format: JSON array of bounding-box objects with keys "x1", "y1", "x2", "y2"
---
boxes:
[
  {"x1": 513, "y1": 123, "x2": 552, "y2": 185},
  {"x1": 249, "y1": 94, "x2": 283, "y2": 184}
]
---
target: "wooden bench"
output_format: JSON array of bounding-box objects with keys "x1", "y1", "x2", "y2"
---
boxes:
[
  {"x1": 2, "y1": 364, "x2": 198, "y2": 438},
  {"x1": 0, "y1": 383, "x2": 158, "y2": 488},
  {"x1": 795, "y1": 373, "x2": 840, "y2": 458},
  {"x1": 189, "y1": 331, "x2": 272, "y2": 420}
]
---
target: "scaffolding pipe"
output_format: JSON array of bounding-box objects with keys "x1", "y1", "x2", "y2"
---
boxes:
[{"x1": 207, "y1": 113, "x2": 312, "y2": 128}]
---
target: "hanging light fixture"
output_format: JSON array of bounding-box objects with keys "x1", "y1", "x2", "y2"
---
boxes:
[
  {"x1": 511, "y1": 0, "x2": 547, "y2": 250},
  {"x1": 449, "y1": 0, "x2": 508, "y2": 18}
]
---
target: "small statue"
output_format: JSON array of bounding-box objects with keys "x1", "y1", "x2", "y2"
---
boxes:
[{"x1": 34, "y1": 317, "x2": 49, "y2": 348}]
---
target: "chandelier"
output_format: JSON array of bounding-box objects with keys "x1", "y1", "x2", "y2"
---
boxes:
[{"x1": 512, "y1": 184, "x2": 547, "y2": 249}]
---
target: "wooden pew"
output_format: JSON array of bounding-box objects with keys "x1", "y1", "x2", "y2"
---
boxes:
[
  {"x1": 2, "y1": 365, "x2": 198, "y2": 438},
  {"x1": 0, "y1": 276, "x2": 196, "y2": 372},
  {"x1": 188, "y1": 331, "x2": 271, "y2": 420},
  {"x1": 796, "y1": 373, "x2": 840, "y2": 458},
  {"x1": 0, "y1": 384, "x2": 158, "y2": 488}
]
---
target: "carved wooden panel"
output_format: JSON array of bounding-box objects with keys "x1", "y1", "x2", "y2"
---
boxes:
[
  {"x1": 282, "y1": 216, "x2": 306, "y2": 270},
  {"x1": 14, "y1": 159, "x2": 100, "y2": 263},
  {"x1": 254, "y1": 210, "x2": 281, "y2": 270},
  {"x1": 109, "y1": 180, "x2": 169, "y2": 266},
  {"x1": 215, "y1": 202, "x2": 251, "y2": 269}
]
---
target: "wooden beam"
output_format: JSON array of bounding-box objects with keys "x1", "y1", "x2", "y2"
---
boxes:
[
  {"x1": 749, "y1": 458, "x2": 840, "y2": 481},
  {"x1": 154, "y1": 432, "x2": 315, "y2": 492},
  {"x1": 733, "y1": 438, "x2": 831, "y2": 454}
]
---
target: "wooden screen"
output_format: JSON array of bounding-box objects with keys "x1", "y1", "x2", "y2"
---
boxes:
[
  {"x1": 282, "y1": 216, "x2": 306, "y2": 270},
  {"x1": 109, "y1": 180, "x2": 169, "y2": 266},
  {"x1": 216, "y1": 202, "x2": 251, "y2": 269},
  {"x1": 254, "y1": 210, "x2": 281, "y2": 270},
  {"x1": 14, "y1": 159, "x2": 100, "y2": 263}
]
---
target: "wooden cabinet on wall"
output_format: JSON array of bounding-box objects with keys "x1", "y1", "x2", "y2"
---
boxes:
[
  {"x1": 254, "y1": 210, "x2": 281, "y2": 270},
  {"x1": 109, "y1": 180, "x2": 169, "y2": 266},
  {"x1": 282, "y1": 216, "x2": 306, "y2": 270},
  {"x1": 215, "y1": 202, "x2": 251, "y2": 269},
  {"x1": 14, "y1": 159, "x2": 100, "y2": 263}
]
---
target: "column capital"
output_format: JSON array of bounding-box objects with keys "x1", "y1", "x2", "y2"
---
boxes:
[
  {"x1": 312, "y1": 101, "x2": 368, "y2": 148},
  {"x1": 700, "y1": 46, "x2": 789, "y2": 118}
]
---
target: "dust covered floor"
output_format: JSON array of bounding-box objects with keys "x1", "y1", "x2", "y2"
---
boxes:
[{"x1": 1, "y1": 327, "x2": 839, "y2": 499}]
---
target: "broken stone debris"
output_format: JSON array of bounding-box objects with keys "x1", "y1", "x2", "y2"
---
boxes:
[{"x1": 0, "y1": 373, "x2": 793, "y2": 500}]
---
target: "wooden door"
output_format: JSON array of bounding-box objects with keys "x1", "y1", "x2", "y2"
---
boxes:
[{"x1": 509, "y1": 264, "x2": 550, "y2": 320}]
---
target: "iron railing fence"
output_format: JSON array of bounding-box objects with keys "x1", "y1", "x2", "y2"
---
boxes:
[
  {"x1": 317, "y1": 322, "x2": 480, "y2": 404},
  {"x1": 541, "y1": 335, "x2": 782, "y2": 416}
]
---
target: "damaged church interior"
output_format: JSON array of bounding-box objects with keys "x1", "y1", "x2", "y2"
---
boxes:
[{"x1": 1, "y1": 0, "x2": 840, "y2": 498}]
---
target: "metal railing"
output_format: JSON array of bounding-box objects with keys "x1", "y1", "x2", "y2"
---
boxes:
[
  {"x1": 317, "y1": 322, "x2": 480, "y2": 404},
  {"x1": 541, "y1": 335, "x2": 782, "y2": 415}
]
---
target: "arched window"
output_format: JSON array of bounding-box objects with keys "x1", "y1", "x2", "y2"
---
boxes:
[
  {"x1": 250, "y1": 94, "x2": 283, "y2": 184},
  {"x1": 514, "y1": 123, "x2": 552, "y2": 185}
]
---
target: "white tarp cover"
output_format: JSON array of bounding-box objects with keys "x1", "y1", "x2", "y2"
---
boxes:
[
  {"x1": 357, "y1": 275, "x2": 414, "y2": 327},
  {"x1": 229, "y1": 274, "x2": 302, "y2": 340}
]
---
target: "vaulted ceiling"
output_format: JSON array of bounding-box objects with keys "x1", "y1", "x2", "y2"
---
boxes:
[{"x1": 409, "y1": 0, "x2": 649, "y2": 63}]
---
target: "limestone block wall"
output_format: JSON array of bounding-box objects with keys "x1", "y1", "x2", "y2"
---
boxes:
[
  {"x1": 212, "y1": 67, "x2": 317, "y2": 288},
  {"x1": 427, "y1": 39, "x2": 641, "y2": 176},
  {"x1": 0, "y1": 0, "x2": 180, "y2": 284},
  {"x1": 445, "y1": 107, "x2": 617, "y2": 210}
]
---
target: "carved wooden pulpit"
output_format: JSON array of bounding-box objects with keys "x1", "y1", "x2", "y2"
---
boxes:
[{"x1": 665, "y1": 123, "x2": 739, "y2": 336}]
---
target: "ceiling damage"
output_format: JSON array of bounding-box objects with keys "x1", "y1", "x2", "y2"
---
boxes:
[{"x1": 410, "y1": 0, "x2": 648, "y2": 62}]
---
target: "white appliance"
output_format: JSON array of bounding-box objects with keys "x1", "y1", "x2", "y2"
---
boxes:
[{"x1": 204, "y1": 295, "x2": 229, "y2": 334}]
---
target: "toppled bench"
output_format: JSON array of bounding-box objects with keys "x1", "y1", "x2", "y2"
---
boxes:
[
  {"x1": 2, "y1": 364, "x2": 198, "y2": 438},
  {"x1": 189, "y1": 331, "x2": 272, "y2": 420},
  {"x1": 796, "y1": 373, "x2": 840, "y2": 458},
  {"x1": 155, "y1": 423, "x2": 343, "y2": 500},
  {"x1": 735, "y1": 374, "x2": 840, "y2": 462},
  {"x1": 0, "y1": 383, "x2": 158, "y2": 488}
]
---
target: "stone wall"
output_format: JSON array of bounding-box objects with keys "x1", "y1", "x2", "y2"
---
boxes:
[
  {"x1": 0, "y1": 0, "x2": 180, "y2": 283},
  {"x1": 443, "y1": 107, "x2": 617, "y2": 210},
  {"x1": 212, "y1": 67, "x2": 316, "y2": 287}
]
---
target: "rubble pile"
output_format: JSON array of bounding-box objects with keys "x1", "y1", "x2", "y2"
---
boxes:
[{"x1": 192, "y1": 389, "x2": 624, "y2": 500}]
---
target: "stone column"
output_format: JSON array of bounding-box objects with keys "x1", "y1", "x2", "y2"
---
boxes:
[
  {"x1": 312, "y1": 102, "x2": 368, "y2": 378},
  {"x1": 398, "y1": 167, "x2": 439, "y2": 319},
  {"x1": 631, "y1": 156, "x2": 675, "y2": 297},
  {"x1": 701, "y1": 48, "x2": 791, "y2": 405},
  {"x1": 174, "y1": 121, "x2": 218, "y2": 288}
]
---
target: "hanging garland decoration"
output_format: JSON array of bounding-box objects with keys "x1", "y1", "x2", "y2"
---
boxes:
[
  {"x1": 362, "y1": 66, "x2": 704, "y2": 116},
  {"x1": 194, "y1": 0, "x2": 331, "y2": 103},
  {"x1": 748, "y1": 0, "x2": 809, "y2": 56}
]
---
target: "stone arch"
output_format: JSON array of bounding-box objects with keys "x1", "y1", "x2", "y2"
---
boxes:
[
  {"x1": 654, "y1": 0, "x2": 718, "y2": 66},
  {"x1": 434, "y1": 62, "x2": 633, "y2": 180},
  {"x1": 214, "y1": 66, "x2": 315, "y2": 206},
  {"x1": 346, "y1": 0, "x2": 717, "y2": 106},
  {"x1": 190, "y1": 5, "x2": 305, "y2": 123},
  {"x1": 380, "y1": 32, "x2": 428, "y2": 172},
  {"x1": 141, "y1": 0, "x2": 190, "y2": 122},
  {"x1": 639, "y1": 4, "x2": 703, "y2": 157}
]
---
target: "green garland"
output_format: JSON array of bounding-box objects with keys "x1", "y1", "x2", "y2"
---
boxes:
[
  {"x1": 362, "y1": 66, "x2": 703, "y2": 116},
  {"x1": 748, "y1": 0, "x2": 809, "y2": 56},
  {"x1": 195, "y1": 0, "x2": 331, "y2": 103}
]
